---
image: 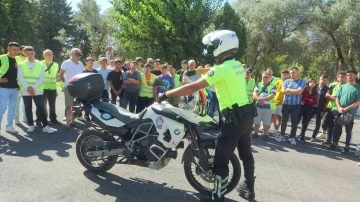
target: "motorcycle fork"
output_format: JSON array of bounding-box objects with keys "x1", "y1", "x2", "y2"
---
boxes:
[{"x1": 187, "y1": 124, "x2": 210, "y2": 171}]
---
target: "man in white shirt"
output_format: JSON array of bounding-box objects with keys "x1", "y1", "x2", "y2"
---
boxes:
[
  {"x1": 97, "y1": 57, "x2": 110, "y2": 100},
  {"x1": 17, "y1": 46, "x2": 55, "y2": 133},
  {"x1": 59, "y1": 48, "x2": 84, "y2": 128}
]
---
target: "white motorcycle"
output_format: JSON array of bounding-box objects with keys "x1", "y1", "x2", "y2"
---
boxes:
[{"x1": 68, "y1": 73, "x2": 241, "y2": 195}]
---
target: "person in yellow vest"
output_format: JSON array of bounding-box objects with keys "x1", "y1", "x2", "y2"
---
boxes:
[
  {"x1": 253, "y1": 72, "x2": 276, "y2": 142},
  {"x1": 245, "y1": 68, "x2": 255, "y2": 104},
  {"x1": 17, "y1": 46, "x2": 55, "y2": 133},
  {"x1": 169, "y1": 65, "x2": 181, "y2": 107},
  {"x1": 35, "y1": 49, "x2": 60, "y2": 125},
  {"x1": 0, "y1": 42, "x2": 21, "y2": 136},
  {"x1": 14, "y1": 45, "x2": 28, "y2": 124},
  {"x1": 136, "y1": 63, "x2": 156, "y2": 113}
]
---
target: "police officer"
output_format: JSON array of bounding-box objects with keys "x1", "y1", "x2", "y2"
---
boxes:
[{"x1": 158, "y1": 30, "x2": 256, "y2": 201}]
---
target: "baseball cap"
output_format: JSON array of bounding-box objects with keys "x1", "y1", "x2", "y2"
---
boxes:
[{"x1": 246, "y1": 68, "x2": 253, "y2": 73}]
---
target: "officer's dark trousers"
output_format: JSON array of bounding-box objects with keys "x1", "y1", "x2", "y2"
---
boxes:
[
  {"x1": 36, "y1": 89, "x2": 57, "y2": 121},
  {"x1": 213, "y1": 110, "x2": 255, "y2": 188}
]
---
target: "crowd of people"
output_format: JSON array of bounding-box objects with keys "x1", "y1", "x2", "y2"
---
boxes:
[
  {"x1": 1, "y1": 41, "x2": 360, "y2": 157},
  {"x1": 246, "y1": 66, "x2": 360, "y2": 156}
]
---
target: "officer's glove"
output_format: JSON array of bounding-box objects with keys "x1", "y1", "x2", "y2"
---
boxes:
[{"x1": 157, "y1": 92, "x2": 168, "y2": 103}]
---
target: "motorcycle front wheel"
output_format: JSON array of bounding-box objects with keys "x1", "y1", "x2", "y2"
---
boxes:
[
  {"x1": 183, "y1": 142, "x2": 241, "y2": 195},
  {"x1": 76, "y1": 129, "x2": 118, "y2": 173}
]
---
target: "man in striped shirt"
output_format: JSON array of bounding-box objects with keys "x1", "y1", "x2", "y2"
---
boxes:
[{"x1": 278, "y1": 67, "x2": 306, "y2": 145}]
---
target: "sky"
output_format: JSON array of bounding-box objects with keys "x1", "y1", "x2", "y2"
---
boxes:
[{"x1": 67, "y1": 0, "x2": 112, "y2": 13}]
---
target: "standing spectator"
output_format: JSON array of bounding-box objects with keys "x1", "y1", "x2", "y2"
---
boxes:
[
  {"x1": 97, "y1": 57, "x2": 110, "y2": 100},
  {"x1": 253, "y1": 72, "x2": 276, "y2": 142},
  {"x1": 36, "y1": 49, "x2": 61, "y2": 125},
  {"x1": 136, "y1": 57, "x2": 144, "y2": 73},
  {"x1": 169, "y1": 65, "x2": 181, "y2": 107},
  {"x1": 273, "y1": 70, "x2": 289, "y2": 140},
  {"x1": 330, "y1": 70, "x2": 360, "y2": 154},
  {"x1": 245, "y1": 68, "x2": 255, "y2": 104},
  {"x1": 108, "y1": 59, "x2": 124, "y2": 105},
  {"x1": 310, "y1": 75, "x2": 329, "y2": 141},
  {"x1": 82, "y1": 57, "x2": 98, "y2": 122},
  {"x1": 297, "y1": 79, "x2": 318, "y2": 142},
  {"x1": 156, "y1": 65, "x2": 174, "y2": 96},
  {"x1": 107, "y1": 59, "x2": 115, "y2": 71},
  {"x1": 151, "y1": 59, "x2": 162, "y2": 76},
  {"x1": 0, "y1": 42, "x2": 21, "y2": 136},
  {"x1": 14, "y1": 45, "x2": 27, "y2": 124},
  {"x1": 121, "y1": 61, "x2": 141, "y2": 113},
  {"x1": 321, "y1": 72, "x2": 346, "y2": 144},
  {"x1": 136, "y1": 63, "x2": 156, "y2": 113},
  {"x1": 176, "y1": 60, "x2": 188, "y2": 83},
  {"x1": 59, "y1": 48, "x2": 84, "y2": 129},
  {"x1": 267, "y1": 67, "x2": 281, "y2": 83},
  {"x1": 182, "y1": 60, "x2": 201, "y2": 84},
  {"x1": 17, "y1": 46, "x2": 54, "y2": 133},
  {"x1": 278, "y1": 67, "x2": 306, "y2": 145}
]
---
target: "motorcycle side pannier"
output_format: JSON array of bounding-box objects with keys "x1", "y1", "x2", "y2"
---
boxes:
[{"x1": 67, "y1": 73, "x2": 105, "y2": 99}]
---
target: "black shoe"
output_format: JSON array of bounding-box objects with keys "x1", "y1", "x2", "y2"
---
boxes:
[
  {"x1": 329, "y1": 144, "x2": 337, "y2": 150},
  {"x1": 262, "y1": 135, "x2": 270, "y2": 142},
  {"x1": 299, "y1": 137, "x2": 306, "y2": 142},
  {"x1": 199, "y1": 196, "x2": 224, "y2": 202},
  {"x1": 35, "y1": 120, "x2": 42, "y2": 127},
  {"x1": 237, "y1": 181, "x2": 255, "y2": 200},
  {"x1": 322, "y1": 140, "x2": 331, "y2": 145},
  {"x1": 341, "y1": 147, "x2": 350, "y2": 155},
  {"x1": 50, "y1": 119, "x2": 61, "y2": 125}
]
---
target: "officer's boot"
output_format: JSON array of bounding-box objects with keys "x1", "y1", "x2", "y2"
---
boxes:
[
  {"x1": 201, "y1": 175, "x2": 227, "y2": 202},
  {"x1": 237, "y1": 177, "x2": 256, "y2": 200}
]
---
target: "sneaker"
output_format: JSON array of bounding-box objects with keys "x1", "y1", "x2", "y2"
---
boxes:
[
  {"x1": 50, "y1": 119, "x2": 61, "y2": 125},
  {"x1": 14, "y1": 119, "x2": 20, "y2": 125},
  {"x1": 27, "y1": 125, "x2": 36, "y2": 133},
  {"x1": 6, "y1": 126, "x2": 18, "y2": 134},
  {"x1": 35, "y1": 120, "x2": 42, "y2": 127},
  {"x1": 316, "y1": 133, "x2": 326, "y2": 139},
  {"x1": 43, "y1": 126, "x2": 55, "y2": 134},
  {"x1": 341, "y1": 147, "x2": 350, "y2": 155},
  {"x1": 289, "y1": 137, "x2": 297, "y2": 145},
  {"x1": 276, "y1": 135, "x2": 286, "y2": 142},
  {"x1": 262, "y1": 135, "x2": 270, "y2": 142},
  {"x1": 322, "y1": 140, "x2": 332, "y2": 145},
  {"x1": 329, "y1": 144, "x2": 337, "y2": 150},
  {"x1": 62, "y1": 117, "x2": 67, "y2": 121},
  {"x1": 310, "y1": 138, "x2": 317, "y2": 142},
  {"x1": 299, "y1": 136, "x2": 306, "y2": 142},
  {"x1": 78, "y1": 117, "x2": 85, "y2": 121},
  {"x1": 237, "y1": 181, "x2": 255, "y2": 200},
  {"x1": 355, "y1": 145, "x2": 360, "y2": 157}
]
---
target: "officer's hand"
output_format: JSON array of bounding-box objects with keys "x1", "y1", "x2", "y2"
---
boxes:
[{"x1": 157, "y1": 92, "x2": 168, "y2": 103}]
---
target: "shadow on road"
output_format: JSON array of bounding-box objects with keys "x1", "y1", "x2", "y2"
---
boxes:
[
  {"x1": 0, "y1": 123, "x2": 80, "y2": 161},
  {"x1": 83, "y1": 170, "x2": 239, "y2": 202}
]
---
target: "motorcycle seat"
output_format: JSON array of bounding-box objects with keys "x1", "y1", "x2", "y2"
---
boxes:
[{"x1": 93, "y1": 101, "x2": 146, "y2": 124}]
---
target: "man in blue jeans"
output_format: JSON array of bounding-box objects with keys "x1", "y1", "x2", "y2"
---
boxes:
[
  {"x1": 278, "y1": 67, "x2": 306, "y2": 145},
  {"x1": 0, "y1": 42, "x2": 20, "y2": 137},
  {"x1": 120, "y1": 61, "x2": 141, "y2": 113}
]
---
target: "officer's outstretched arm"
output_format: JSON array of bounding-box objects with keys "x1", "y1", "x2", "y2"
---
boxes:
[{"x1": 165, "y1": 78, "x2": 209, "y2": 98}]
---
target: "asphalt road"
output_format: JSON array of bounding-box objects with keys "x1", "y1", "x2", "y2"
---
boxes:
[{"x1": 1, "y1": 92, "x2": 360, "y2": 202}]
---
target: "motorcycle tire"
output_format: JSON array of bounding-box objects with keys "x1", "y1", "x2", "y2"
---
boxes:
[
  {"x1": 76, "y1": 129, "x2": 118, "y2": 173},
  {"x1": 183, "y1": 141, "x2": 241, "y2": 195}
]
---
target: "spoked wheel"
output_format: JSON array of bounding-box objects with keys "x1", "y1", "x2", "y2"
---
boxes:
[
  {"x1": 76, "y1": 129, "x2": 118, "y2": 172},
  {"x1": 183, "y1": 143, "x2": 241, "y2": 195}
]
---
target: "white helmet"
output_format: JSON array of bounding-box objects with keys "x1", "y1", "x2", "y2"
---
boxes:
[{"x1": 202, "y1": 30, "x2": 239, "y2": 59}]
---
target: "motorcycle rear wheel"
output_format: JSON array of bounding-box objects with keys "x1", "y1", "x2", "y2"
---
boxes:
[
  {"x1": 183, "y1": 142, "x2": 241, "y2": 195},
  {"x1": 76, "y1": 129, "x2": 118, "y2": 173}
]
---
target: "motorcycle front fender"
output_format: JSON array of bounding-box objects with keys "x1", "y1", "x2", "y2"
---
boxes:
[{"x1": 181, "y1": 136, "x2": 217, "y2": 164}]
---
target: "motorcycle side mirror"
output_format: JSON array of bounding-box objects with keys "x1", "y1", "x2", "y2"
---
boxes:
[{"x1": 154, "y1": 79, "x2": 167, "y2": 87}]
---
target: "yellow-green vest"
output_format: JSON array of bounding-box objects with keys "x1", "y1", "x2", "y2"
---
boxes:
[
  {"x1": 18, "y1": 61, "x2": 43, "y2": 90},
  {"x1": 41, "y1": 61, "x2": 59, "y2": 90},
  {"x1": 173, "y1": 74, "x2": 181, "y2": 88},
  {"x1": 15, "y1": 56, "x2": 26, "y2": 64},
  {"x1": 139, "y1": 73, "x2": 156, "y2": 98},
  {"x1": 246, "y1": 78, "x2": 255, "y2": 103},
  {"x1": 257, "y1": 82, "x2": 276, "y2": 110},
  {"x1": 0, "y1": 54, "x2": 10, "y2": 78}
]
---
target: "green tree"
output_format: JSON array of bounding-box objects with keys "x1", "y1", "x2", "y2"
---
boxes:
[{"x1": 111, "y1": 0, "x2": 223, "y2": 67}]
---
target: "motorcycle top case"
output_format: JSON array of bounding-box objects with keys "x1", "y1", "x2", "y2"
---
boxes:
[{"x1": 67, "y1": 73, "x2": 105, "y2": 99}]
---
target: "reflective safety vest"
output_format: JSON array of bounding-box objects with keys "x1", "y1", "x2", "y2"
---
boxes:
[
  {"x1": 41, "y1": 61, "x2": 59, "y2": 90},
  {"x1": 327, "y1": 82, "x2": 342, "y2": 109},
  {"x1": 0, "y1": 54, "x2": 9, "y2": 78},
  {"x1": 139, "y1": 73, "x2": 156, "y2": 98},
  {"x1": 246, "y1": 78, "x2": 255, "y2": 103},
  {"x1": 173, "y1": 74, "x2": 181, "y2": 88},
  {"x1": 15, "y1": 56, "x2": 26, "y2": 64},
  {"x1": 18, "y1": 61, "x2": 43, "y2": 90},
  {"x1": 257, "y1": 82, "x2": 276, "y2": 110}
]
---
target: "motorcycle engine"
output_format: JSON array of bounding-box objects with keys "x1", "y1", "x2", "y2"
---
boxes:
[{"x1": 132, "y1": 136, "x2": 166, "y2": 162}]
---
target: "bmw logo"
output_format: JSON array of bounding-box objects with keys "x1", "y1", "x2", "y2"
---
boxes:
[
  {"x1": 101, "y1": 113, "x2": 112, "y2": 120},
  {"x1": 174, "y1": 129, "x2": 181, "y2": 135}
]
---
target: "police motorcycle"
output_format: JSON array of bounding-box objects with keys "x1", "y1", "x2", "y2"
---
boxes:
[{"x1": 68, "y1": 73, "x2": 241, "y2": 195}]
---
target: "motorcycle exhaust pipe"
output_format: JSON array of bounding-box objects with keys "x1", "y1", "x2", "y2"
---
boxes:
[{"x1": 86, "y1": 148, "x2": 125, "y2": 158}]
